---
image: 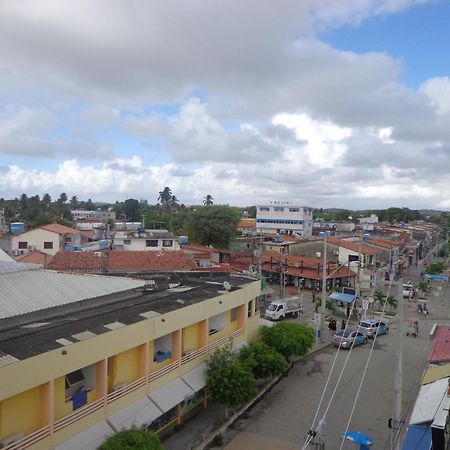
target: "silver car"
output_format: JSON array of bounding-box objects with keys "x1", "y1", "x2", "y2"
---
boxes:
[
  {"x1": 358, "y1": 319, "x2": 389, "y2": 338},
  {"x1": 332, "y1": 329, "x2": 368, "y2": 349}
]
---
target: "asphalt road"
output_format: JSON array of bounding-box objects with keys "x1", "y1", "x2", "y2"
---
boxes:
[{"x1": 223, "y1": 264, "x2": 450, "y2": 450}]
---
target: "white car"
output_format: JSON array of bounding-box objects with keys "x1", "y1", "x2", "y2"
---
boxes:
[{"x1": 402, "y1": 283, "x2": 415, "y2": 299}]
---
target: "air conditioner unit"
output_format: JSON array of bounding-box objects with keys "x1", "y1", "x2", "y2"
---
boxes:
[
  {"x1": 27, "y1": 245, "x2": 36, "y2": 251},
  {"x1": 1, "y1": 432, "x2": 24, "y2": 447},
  {"x1": 10, "y1": 249, "x2": 20, "y2": 256},
  {"x1": 333, "y1": 250, "x2": 339, "y2": 255},
  {"x1": 93, "y1": 251, "x2": 102, "y2": 257},
  {"x1": 316, "y1": 252, "x2": 321, "y2": 258}
]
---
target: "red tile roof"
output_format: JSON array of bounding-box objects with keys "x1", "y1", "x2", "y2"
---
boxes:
[
  {"x1": 326, "y1": 237, "x2": 381, "y2": 255},
  {"x1": 15, "y1": 251, "x2": 53, "y2": 265},
  {"x1": 427, "y1": 327, "x2": 450, "y2": 364},
  {"x1": 48, "y1": 251, "x2": 104, "y2": 272},
  {"x1": 108, "y1": 251, "x2": 198, "y2": 271},
  {"x1": 182, "y1": 244, "x2": 219, "y2": 254},
  {"x1": 40, "y1": 223, "x2": 80, "y2": 235}
]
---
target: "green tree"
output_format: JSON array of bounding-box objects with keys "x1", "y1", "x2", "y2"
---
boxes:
[
  {"x1": 98, "y1": 427, "x2": 163, "y2": 450},
  {"x1": 386, "y1": 296, "x2": 398, "y2": 312},
  {"x1": 58, "y1": 192, "x2": 68, "y2": 204},
  {"x1": 418, "y1": 281, "x2": 431, "y2": 298},
  {"x1": 203, "y1": 194, "x2": 214, "y2": 206},
  {"x1": 42, "y1": 193, "x2": 52, "y2": 211},
  {"x1": 206, "y1": 345, "x2": 257, "y2": 411},
  {"x1": 158, "y1": 187, "x2": 173, "y2": 208},
  {"x1": 260, "y1": 322, "x2": 315, "y2": 361},
  {"x1": 374, "y1": 291, "x2": 386, "y2": 310},
  {"x1": 239, "y1": 341, "x2": 288, "y2": 380},
  {"x1": 185, "y1": 205, "x2": 241, "y2": 248},
  {"x1": 69, "y1": 196, "x2": 79, "y2": 209},
  {"x1": 428, "y1": 261, "x2": 445, "y2": 274}
]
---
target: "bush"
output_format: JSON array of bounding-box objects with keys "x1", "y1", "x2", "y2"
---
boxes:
[
  {"x1": 98, "y1": 427, "x2": 163, "y2": 450},
  {"x1": 260, "y1": 322, "x2": 315, "y2": 361},
  {"x1": 206, "y1": 345, "x2": 257, "y2": 409},
  {"x1": 239, "y1": 341, "x2": 288, "y2": 379}
]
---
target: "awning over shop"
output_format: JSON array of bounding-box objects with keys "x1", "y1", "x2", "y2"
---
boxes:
[
  {"x1": 401, "y1": 426, "x2": 431, "y2": 450},
  {"x1": 55, "y1": 420, "x2": 114, "y2": 450},
  {"x1": 149, "y1": 378, "x2": 194, "y2": 413},
  {"x1": 181, "y1": 363, "x2": 207, "y2": 392},
  {"x1": 108, "y1": 396, "x2": 163, "y2": 431},
  {"x1": 329, "y1": 292, "x2": 356, "y2": 304}
]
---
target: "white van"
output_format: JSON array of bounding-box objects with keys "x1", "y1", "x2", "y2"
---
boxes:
[{"x1": 402, "y1": 283, "x2": 415, "y2": 299}]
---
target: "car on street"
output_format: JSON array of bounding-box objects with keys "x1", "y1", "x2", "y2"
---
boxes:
[
  {"x1": 358, "y1": 319, "x2": 389, "y2": 338},
  {"x1": 402, "y1": 283, "x2": 415, "y2": 299},
  {"x1": 332, "y1": 329, "x2": 368, "y2": 349}
]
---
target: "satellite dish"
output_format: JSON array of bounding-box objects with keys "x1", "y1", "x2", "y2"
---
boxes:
[{"x1": 223, "y1": 281, "x2": 232, "y2": 291}]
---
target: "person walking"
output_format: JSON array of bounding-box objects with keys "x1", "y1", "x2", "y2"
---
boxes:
[
  {"x1": 341, "y1": 319, "x2": 346, "y2": 330},
  {"x1": 312, "y1": 288, "x2": 316, "y2": 303}
]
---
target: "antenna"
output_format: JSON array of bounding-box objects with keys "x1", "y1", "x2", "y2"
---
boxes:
[{"x1": 223, "y1": 281, "x2": 232, "y2": 291}]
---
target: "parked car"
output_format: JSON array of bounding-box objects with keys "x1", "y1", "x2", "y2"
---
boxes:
[
  {"x1": 358, "y1": 319, "x2": 389, "y2": 338},
  {"x1": 402, "y1": 283, "x2": 415, "y2": 299},
  {"x1": 332, "y1": 329, "x2": 368, "y2": 349}
]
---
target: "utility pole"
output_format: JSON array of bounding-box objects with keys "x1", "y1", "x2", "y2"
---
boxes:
[
  {"x1": 391, "y1": 276, "x2": 403, "y2": 449},
  {"x1": 319, "y1": 232, "x2": 327, "y2": 343},
  {"x1": 141, "y1": 215, "x2": 146, "y2": 229}
]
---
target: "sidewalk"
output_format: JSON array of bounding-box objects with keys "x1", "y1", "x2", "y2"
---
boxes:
[{"x1": 162, "y1": 340, "x2": 330, "y2": 450}]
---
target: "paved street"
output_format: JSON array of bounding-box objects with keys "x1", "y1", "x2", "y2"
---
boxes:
[{"x1": 221, "y1": 263, "x2": 450, "y2": 450}]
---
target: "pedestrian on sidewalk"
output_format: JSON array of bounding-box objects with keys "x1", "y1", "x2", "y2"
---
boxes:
[
  {"x1": 341, "y1": 319, "x2": 346, "y2": 330},
  {"x1": 312, "y1": 288, "x2": 316, "y2": 303}
]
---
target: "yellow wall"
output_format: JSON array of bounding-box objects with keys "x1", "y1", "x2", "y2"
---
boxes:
[
  {"x1": 54, "y1": 376, "x2": 72, "y2": 421},
  {"x1": 113, "y1": 347, "x2": 139, "y2": 386},
  {"x1": 183, "y1": 323, "x2": 199, "y2": 353},
  {"x1": 0, "y1": 387, "x2": 43, "y2": 440}
]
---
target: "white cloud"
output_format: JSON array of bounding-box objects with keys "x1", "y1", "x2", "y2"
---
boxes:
[{"x1": 420, "y1": 77, "x2": 450, "y2": 114}]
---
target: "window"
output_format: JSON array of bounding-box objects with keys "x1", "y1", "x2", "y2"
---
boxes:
[
  {"x1": 146, "y1": 239, "x2": 158, "y2": 247},
  {"x1": 274, "y1": 207, "x2": 284, "y2": 212},
  {"x1": 18, "y1": 241, "x2": 28, "y2": 249},
  {"x1": 289, "y1": 208, "x2": 300, "y2": 212},
  {"x1": 162, "y1": 239, "x2": 173, "y2": 247},
  {"x1": 230, "y1": 307, "x2": 238, "y2": 322},
  {"x1": 65, "y1": 369, "x2": 85, "y2": 389},
  {"x1": 124, "y1": 239, "x2": 131, "y2": 245},
  {"x1": 259, "y1": 207, "x2": 269, "y2": 211},
  {"x1": 209, "y1": 313, "x2": 226, "y2": 335},
  {"x1": 44, "y1": 241, "x2": 53, "y2": 249},
  {"x1": 248, "y1": 301, "x2": 253, "y2": 318}
]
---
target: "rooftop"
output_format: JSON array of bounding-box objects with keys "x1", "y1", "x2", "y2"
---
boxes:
[{"x1": 0, "y1": 272, "x2": 255, "y2": 363}]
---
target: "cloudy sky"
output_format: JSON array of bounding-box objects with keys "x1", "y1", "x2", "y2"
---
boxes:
[{"x1": 1, "y1": 0, "x2": 450, "y2": 210}]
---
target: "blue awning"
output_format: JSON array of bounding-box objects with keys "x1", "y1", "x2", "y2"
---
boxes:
[
  {"x1": 329, "y1": 292, "x2": 356, "y2": 304},
  {"x1": 402, "y1": 426, "x2": 431, "y2": 450}
]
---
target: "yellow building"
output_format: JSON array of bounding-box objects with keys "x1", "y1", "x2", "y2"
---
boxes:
[{"x1": 0, "y1": 266, "x2": 261, "y2": 450}]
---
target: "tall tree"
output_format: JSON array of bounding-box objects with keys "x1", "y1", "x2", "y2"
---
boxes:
[
  {"x1": 69, "y1": 196, "x2": 79, "y2": 209},
  {"x1": 185, "y1": 205, "x2": 241, "y2": 248},
  {"x1": 58, "y1": 192, "x2": 68, "y2": 204},
  {"x1": 42, "y1": 193, "x2": 52, "y2": 211},
  {"x1": 203, "y1": 194, "x2": 214, "y2": 206},
  {"x1": 157, "y1": 187, "x2": 173, "y2": 208}
]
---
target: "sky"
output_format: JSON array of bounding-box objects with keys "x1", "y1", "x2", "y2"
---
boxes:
[{"x1": 1, "y1": 0, "x2": 450, "y2": 210}]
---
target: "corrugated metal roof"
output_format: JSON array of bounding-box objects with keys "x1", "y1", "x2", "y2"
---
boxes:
[
  {"x1": 0, "y1": 270, "x2": 145, "y2": 319},
  {"x1": 0, "y1": 260, "x2": 41, "y2": 274}
]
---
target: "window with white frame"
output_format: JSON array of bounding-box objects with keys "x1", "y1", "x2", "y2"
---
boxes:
[{"x1": 153, "y1": 334, "x2": 172, "y2": 362}]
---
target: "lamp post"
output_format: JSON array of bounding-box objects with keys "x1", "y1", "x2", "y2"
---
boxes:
[{"x1": 319, "y1": 231, "x2": 328, "y2": 342}]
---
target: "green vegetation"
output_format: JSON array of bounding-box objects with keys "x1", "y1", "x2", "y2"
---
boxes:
[
  {"x1": 98, "y1": 427, "x2": 163, "y2": 450},
  {"x1": 205, "y1": 345, "x2": 257, "y2": 410},
  {"x1": 418, "y1": 281, "x2": 431, "y2": 298},
  {"x1": 427, "y1": 261, "x2": 446, "y2": 274},
  {"x1": 185, "y1": 205, "x2": 241, "y2": 248},
  {"x1": 260, "y1": 322, "x2": 315, "y2": 361},
  {"x1": 239, "y1": 341, "x2": 288, "y2": 380}
]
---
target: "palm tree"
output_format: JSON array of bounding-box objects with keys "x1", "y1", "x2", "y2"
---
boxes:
[
  {"x1": 418, "y1": 281, "x2": 430, "y2": 299},
  {"x1": 386, "y1": 296, "x2": 398, "y2": 312},
  {"x1": 158, "y1": 187, "x2": 173, "y2": 208},
  {"x1": 203, "y1": 194, "x2": 214, "y2": 206},
  {"x1": 374, "y1": 290, "x2": 386, "y2": 311}
]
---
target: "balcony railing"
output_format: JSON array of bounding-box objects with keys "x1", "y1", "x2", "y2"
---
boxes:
[
  {"x1": 3, "y1": 328, "x2": 245, "y2": 450},
  {"x1": 3, "y1": 426, "x2": 50, "y2": 450}
]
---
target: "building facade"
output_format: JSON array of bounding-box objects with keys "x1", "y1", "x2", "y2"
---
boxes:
[
  {"x1": 256, "y1": 205, "x2": 313, "y2": 238},
  {"x1": 112, "y1": 230, "x2": 180, "y2": 252},
  {"x1": 0, "y1": 267, "x2": 260, "y2": 450}
]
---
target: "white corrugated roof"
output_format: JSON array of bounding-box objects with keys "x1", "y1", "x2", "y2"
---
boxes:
[
  {"x1": 0, "y1": 270, "x2": 145, "y2": 319},
  {"x1": 0, "y1": 260, "x2": 41, "y2": 274},
  {"x1": 409, "y1": 377, "x2": 450, "y2": 425}
]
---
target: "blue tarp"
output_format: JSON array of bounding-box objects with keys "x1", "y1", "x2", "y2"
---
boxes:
[
  {"x1": 329, "y1": 292, "x2": 356, "y2": 304},
  {"x1": 424, "y1": 273, "x2": 449, "y2": 282},
  {"x1": 402, "y1": 426, "x2": 431, "y2": 450}
]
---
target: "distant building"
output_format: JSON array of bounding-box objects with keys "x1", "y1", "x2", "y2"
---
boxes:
[
  {"x1": 256, "y1": 205, "x2": 313, "y2": 238},
  {"x1": 358, "y1": 214, "x2": 378, "y2": 231},
  {"x1": 112, "y1": 229, "x2": 180, "y2": 251}
]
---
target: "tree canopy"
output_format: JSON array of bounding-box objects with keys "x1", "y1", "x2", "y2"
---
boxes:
[
  {"x1": 185, "y1": 205, "x2": 241, "y2": 248},
  {"x1": 260, "y1": 322, "x2": 315, "y2": 361},
  {"x1": 239, "y1": 341, "x2": 288, "y2": 380},
  {"x1": 206, "y1": 345, "x2": 257, "y2": 409},
  {"x1": 98, "y1": 427, "x2": 163, "y2": 450}
]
